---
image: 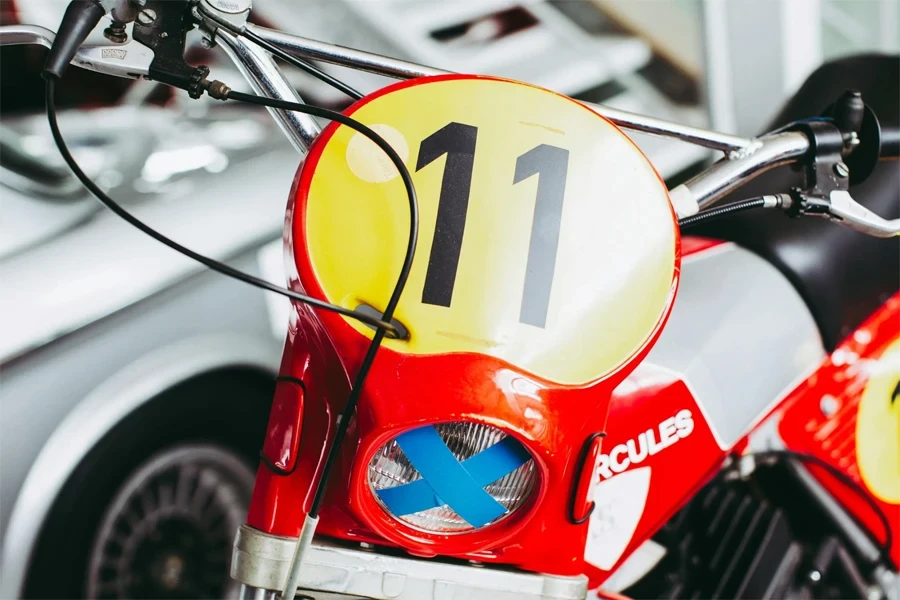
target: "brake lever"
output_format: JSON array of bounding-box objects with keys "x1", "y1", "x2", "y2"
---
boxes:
[
  {"x1": 782, "y1": 119, "x2": 899, "y2": 238},
  {"x1": 822, "y1": 190, "x2": 900, "y2": 238}
]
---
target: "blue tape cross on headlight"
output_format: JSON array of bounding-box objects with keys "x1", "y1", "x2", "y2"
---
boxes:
[{"x1": 375, "y1": 425, "x2": 531, "y2": 528}]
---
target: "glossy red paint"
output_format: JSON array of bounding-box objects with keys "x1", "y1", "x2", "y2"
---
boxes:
[
  {"x1": 582, "y1": 363, "x2": 725, "y2": 587},
  {"x1": 573, "y1": 435, "x2": 605, "y2": 523},
  {"x1": 260, "y1": 379, "x2": 305, "y2": 472},
  {"x1": 680, "y1": 236, "x2": 726, "y2": 256},
  {"x1": 776, "y1": 293, "x2": 900, "y2": 567},
  {"x1": 244, "y1": 74, "x2": 682, "y2": 576}
]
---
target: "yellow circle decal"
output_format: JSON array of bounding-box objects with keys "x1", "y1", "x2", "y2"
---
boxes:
[
  {"x1": 856, "y1": 338, "x2": 900, "y2": 504},
  {"x1": 301, "y1": 76, "x2": 677, "y2": 385}
]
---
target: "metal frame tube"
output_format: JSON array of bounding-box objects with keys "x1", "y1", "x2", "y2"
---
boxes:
[
  {"x1": 681, "y1": 132, "x2": 809, "y2": 209},
  {"x1": 245, "y1": 23, "x2": 450, "y2": 80},
  {"x1": 245, "y1": 24, "x2": 757, "y2": 153},
  {"x1": 217, "y1": 29, "x2": 321, "y2": 154}
]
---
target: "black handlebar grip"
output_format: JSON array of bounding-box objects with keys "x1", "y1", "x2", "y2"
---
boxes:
[
  {"x1": 881, "y1": 126, "x2": 899, "y2": 159},
  {"x1": 42, "y1": 0, "x2": 106, "y2": 81}
]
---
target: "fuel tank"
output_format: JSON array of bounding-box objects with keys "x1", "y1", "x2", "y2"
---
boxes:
[{"x1": 583, "y1": 239, "x2": 826, "y2": 584}]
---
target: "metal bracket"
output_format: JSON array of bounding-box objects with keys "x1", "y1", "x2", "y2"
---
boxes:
[
  {"x1": 231, "y1": 525, "x2": 589, "y2": 600},
  {"x1": 132, "y1": 0, "x2": 209, "y2": 97},
  {"x1": 788, "y1": 120, "x2": 849, "y2": 198}
]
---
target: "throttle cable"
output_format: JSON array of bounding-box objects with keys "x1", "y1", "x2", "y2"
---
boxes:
[
  {"x1": 44, "y1": 78, "x2": 413, "y2": 337},
  {"x1": 678, "y1": 195, "x2": 791, "y2": 230},
  {"x1": 46, "y1": 78, "x2": 420, "y2": 587}
]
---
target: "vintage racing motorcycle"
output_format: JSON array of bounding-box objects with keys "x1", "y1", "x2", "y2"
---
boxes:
[{"x1": 2, "y1": 1, "x2": 898, "y2": 598}]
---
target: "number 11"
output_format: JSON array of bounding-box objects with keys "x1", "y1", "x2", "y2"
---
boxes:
[{"x1": 416, "y1": 122, "x2": 569, "y2": 329}]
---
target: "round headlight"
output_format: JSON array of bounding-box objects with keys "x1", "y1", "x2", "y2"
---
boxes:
[{"x1": 367, "y1": 422, "x2": 535, "y2": 533}]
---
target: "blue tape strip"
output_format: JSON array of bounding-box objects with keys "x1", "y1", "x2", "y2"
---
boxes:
[
  {"x1": 391, "y1": 426, "x2": 508, "y2": 528},
  {"x1": 376, "y1": 429, "x2": 530, "y2": 525}
]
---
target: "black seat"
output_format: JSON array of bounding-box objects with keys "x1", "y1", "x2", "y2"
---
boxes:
[{"x1": 693, "y1": 54, "x2": 900, "y2": 351}]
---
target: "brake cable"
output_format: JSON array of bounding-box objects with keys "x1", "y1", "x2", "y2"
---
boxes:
[
  {"x1": 678, "y1": 194, "x2": 793, "y2": 230},
  {"x1": 45, "y1": 76, "x2": 420, "y2": 599}
]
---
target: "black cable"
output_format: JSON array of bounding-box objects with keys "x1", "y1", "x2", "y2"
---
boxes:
[
  {"x1": 48, "y1": 77, "x2": 420, "y2": 521},
  {"x1": 224, "y1": 89, "x2": 418, "y2": 518},
  {"x1": 45, "y1": 78, "x2": 406, "y2": 336},
  {"x1": 678, "y1": 197, "x2": 768, "y2": 230},
  {"x1": 241, "y1": 28, "x2": 364, "y2": 101},
  {"x1": 745, "y1": 449, "x2": 893, "y2": 565},
  {"x1": 194, "y1": 4, "x2": 363, "y2": 101}
]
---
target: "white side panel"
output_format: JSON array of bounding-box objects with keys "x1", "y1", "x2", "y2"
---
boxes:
[{"x1": 646, "y1": 244, "x2": 825, "y2": 448}]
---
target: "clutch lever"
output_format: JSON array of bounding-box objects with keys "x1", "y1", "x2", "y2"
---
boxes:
[
  {"x1": 0, "y1": 24, "x2": 153, "y2": 81},
  {"x1": 799, "y1": 190, "x2": 900, "y2": 238},
  {"x1": 783, "y1": 118, "x2": 900, "y2": 238}
]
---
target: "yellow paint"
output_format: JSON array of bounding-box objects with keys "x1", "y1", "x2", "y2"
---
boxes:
[
  {"x1": 302, "y1": 77, "x2": 676, "y2": 385},
  {"x1": 345, "y1": 124, "x2": 409, "y2": 184},
  {"x1": 856, "y1": 338, "x2": 900, "y2": 504}
]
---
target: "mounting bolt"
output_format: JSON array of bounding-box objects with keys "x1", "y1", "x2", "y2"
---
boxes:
[
  {"x1": 136, "y1": 8, "x2": 157, "y2": 26},
  {"x1": 103, "y1": 21, "x2": 128, "y2": 43},
  {"x1": 833, "y1": 162, "x2": 850, "y2": 178},
  {"x1": 820, "y1": 394, "x2": 839, "y2": 417},
  {"x1": 200, "y1": 37, "x2": 213, "y2": 49},
  {"x1": 808, "y1": 569, "x2": 822, "y2": 583}
]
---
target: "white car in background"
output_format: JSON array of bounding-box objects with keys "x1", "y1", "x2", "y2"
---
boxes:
[
  {"x1": 0, "y1": 97, "x2": 296, "y2": 599},
  {"x1": 1, "y1": 1, "x2": 711, "y2": 597}
]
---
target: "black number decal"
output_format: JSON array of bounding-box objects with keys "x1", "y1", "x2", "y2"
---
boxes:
[
  {"x1": 416, "y1": 122, "x2": 478, "y2": 307},
  {"x1": 415, "y1": 123, "x2": 569, "y2": 328},
  {"x1": 513, "y1": 144, "x2": 569, "y2": 327}
]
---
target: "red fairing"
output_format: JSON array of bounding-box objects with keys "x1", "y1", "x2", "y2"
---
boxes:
[
  {"x1": 247, "y1": 230, "x2": 677, "y2": 575},
  {"x1": 244, "y1": 76, "x2": 682, "y2": 576},
  {"x1": 582, "y1": 363, "x2": 725, "y2": 587},
  {"x1": 776, "y1": 293, "x2": 900, "y2": 567}
]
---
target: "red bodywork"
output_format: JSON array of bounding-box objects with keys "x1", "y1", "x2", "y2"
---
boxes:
[
  {"x1": 244, "y1": 77, "x2": 898, "y2": 583},
  {"x1": 246, "y1": 75, "x2": 682, "y2": 577},
  {"x1": 581, "y1": 290, "x2": 900, "y2": 588},
  {"x1": 776, "y1": 295, "x2": 900, "y2": 564}
]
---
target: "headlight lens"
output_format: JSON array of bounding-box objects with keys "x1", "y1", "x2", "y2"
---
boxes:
[{"x1": 367, "y1": 422, "x2": 535, "y2": 533}]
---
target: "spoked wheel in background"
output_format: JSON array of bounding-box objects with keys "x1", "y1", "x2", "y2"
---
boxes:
[
  {"x1": 86, "y1": 445, "x2": 253, "y2": 600},
  {"x1": 23, "y1": 370, "x2": 273, "y2": 600}
]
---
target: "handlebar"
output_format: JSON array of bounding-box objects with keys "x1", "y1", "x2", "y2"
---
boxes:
[{"x1": 1, "y1": 1, "x2": 897, "y2": 238}]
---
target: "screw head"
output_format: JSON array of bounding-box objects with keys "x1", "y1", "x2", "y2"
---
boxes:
[
  {"x1": 136, "y1": 8, "x2": 157, "y2": 26},
  {"x1": 834, "y1": 162, "x2": 850, "y2": 178},
  {"x1": 200, "y1": 37, "x2": 212, "y2": 49}
]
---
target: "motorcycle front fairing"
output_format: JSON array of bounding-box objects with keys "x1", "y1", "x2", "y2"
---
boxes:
[{"x1": 246, "y1": 74, "x2": 681, "y2": 577}]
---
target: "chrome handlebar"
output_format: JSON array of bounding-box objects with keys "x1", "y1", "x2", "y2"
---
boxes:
[{"x1": 1, "y1": 4, "x2": 897, "y2": 238}]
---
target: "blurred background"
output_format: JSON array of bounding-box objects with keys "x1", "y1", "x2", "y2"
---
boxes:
[{"x1": 1, "y1": 1, "x2": 897, "y2": 598}]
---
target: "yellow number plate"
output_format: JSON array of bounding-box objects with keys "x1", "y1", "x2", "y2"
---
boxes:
[
  {"x1": 297, "y1": 75, "x2": 678, "y2": 385},
  {"x1": 856, "y1": 338, "x2": 900, "y2": 503}
]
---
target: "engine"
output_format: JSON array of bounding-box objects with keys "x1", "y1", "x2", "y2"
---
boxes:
[{"x1": 622, "y1": 458, "x2": 893, "y2": 600}]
